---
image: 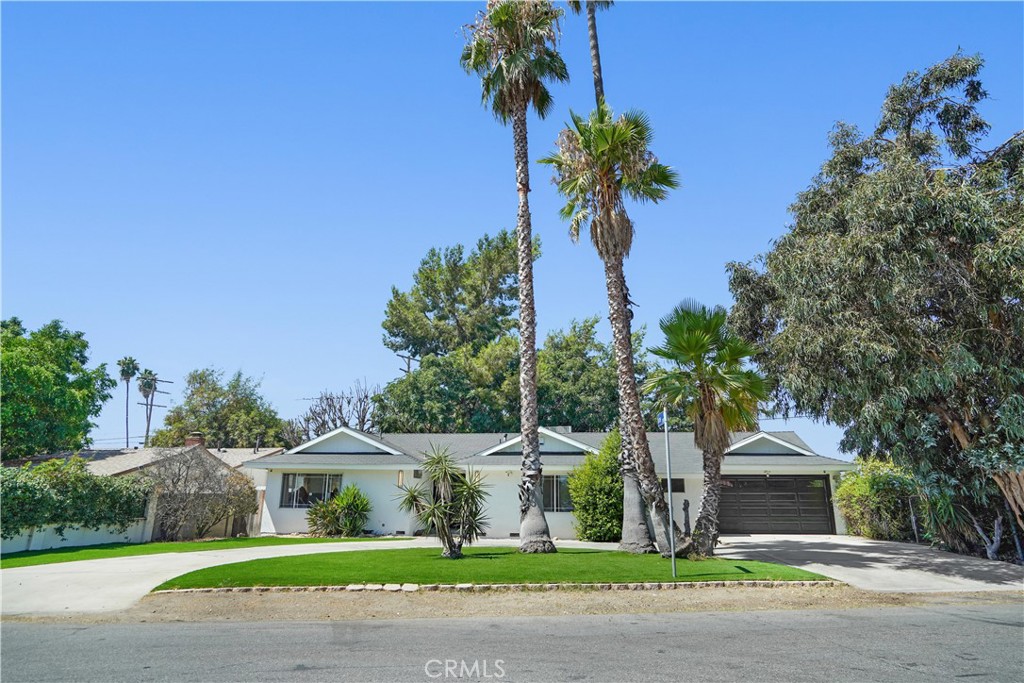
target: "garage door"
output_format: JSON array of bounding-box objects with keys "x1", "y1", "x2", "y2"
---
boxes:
[{"x1": 719, "y1": 475, "x2": 834, "y2": 534}]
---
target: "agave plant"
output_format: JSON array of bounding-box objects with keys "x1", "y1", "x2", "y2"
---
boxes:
[
  {"x1": 397, "y1": 445, "x2": 489, "y2": 559},
  {"x1": 306, "y1": 484, "x2": 372, "y2": 537}
]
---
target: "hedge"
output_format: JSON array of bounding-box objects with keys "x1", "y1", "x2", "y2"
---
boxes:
[
  {"x1": 0, "y1": 457, "x2": 150, "y2": 540},
  {"x1": 834, "y1": 459, "x2": 917, "y2": 541}
]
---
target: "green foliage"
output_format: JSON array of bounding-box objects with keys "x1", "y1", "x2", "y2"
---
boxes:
[
  {"x1": 117, "y1": 357, "x2": 139, "y2": 383},
  {"x1": 1, "y1": 318, "x2": 117, "y2": 460},
  {"x1": 568, "y1": 430, "x2": 624, "y2": 541},
  {"x1": 151, "y1": 368, "x2": 282, "y2": 448},
  {"x1": 540, "y1": 101, "x2": 679, "y2": 263},
  {"x1": 397, "y1": 446, "x2": 489, "y2": 558},
  {"x1": 834, "y1": 460, "x2": 918, "y2": 540},
  {"x1": 383, "y1": 231, "x2": 533, "y2": 359},
  {"x1": 0, "y1": 467, "x2": 55, "y2": 540},
  {"x1": 375, "y1": 319, "x2": 662, "y2": 433},
  {"x1": 1, "y1": 536, "x2": 407, "y2": 569},
  {"x1": 307, "y1": 484, "x2": 373, "y2": 538},
  {"x1": 375, "y1": 336, "x2": 520, "y2": 433},
  {"x1": 645, "y1": 300, "x2": 767, "y2": 455},
  {"x1": 461, "y1": 0, "x2": 569, "y2": 123},
  {"x1": 726, "y1": 53, "x2": 1023, "y2": 553},
  {"x1": 0, "y1": 458, "x2": 149, "y2": 540},
  {"x1": 158, "y1": 547, "x2": 826, "y2": 591}
]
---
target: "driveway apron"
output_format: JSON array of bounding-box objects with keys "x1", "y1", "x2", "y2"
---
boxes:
[{"x1": 717, "y1": 534, "x2": 1024, "y2": 592}]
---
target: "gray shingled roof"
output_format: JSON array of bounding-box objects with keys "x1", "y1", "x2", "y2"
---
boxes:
[
  {"x1": 20, "y1": 445, "x2": 210, "y2": 477},
  {"x1": 209, "y1": 447, "x2": 284, "y2": 469},
  {"x1": 243, "y1": 429, "x2": 850, "y2": 475}
]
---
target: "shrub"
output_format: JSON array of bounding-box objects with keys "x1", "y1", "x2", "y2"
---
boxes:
[
  {"x1": 145, "y1": 449, "x2": 256, "y2": 541},
  {"x1": 0, "y1": 457, "x2": 149, "y2": 540},
  {"x1": 307, "y1": 484, "x2": 372, "y2": 537},
  {"x1": 567, "y1": 430, "x2": 623, "y2": 542},
  {"x1": 0, "y1": 466, "x2": 56, "y2": 539},
  {"x1": 835, "y1": 460, "x2": 917, "y2": 540}
]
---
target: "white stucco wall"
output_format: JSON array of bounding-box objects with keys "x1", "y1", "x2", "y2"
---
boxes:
[
  {"x1": 1, "y1": 520, "x2": 149, "y2": 554},
  {"x1": 259, "y1": 468, "x2": 420, "y2": 536},
  {"x1": 256, "y1": 463, "x2": 849, "y2": 539}
]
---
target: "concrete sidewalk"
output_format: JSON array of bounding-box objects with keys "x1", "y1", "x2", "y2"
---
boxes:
[
  {"x1": 0, "y1": 538, "x2": 616, "y2": 616},
  {"x1": 717, "y1": 534, "x2": 1024, "y2": 592}
]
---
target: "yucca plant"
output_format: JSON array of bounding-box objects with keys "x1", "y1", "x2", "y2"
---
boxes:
[{"x1": 397, "y1": 446, "x2": 490, "y2": 559}]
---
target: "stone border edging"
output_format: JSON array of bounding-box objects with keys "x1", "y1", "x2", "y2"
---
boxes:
[{"x1": 154, "y1": 580, "x2": 843, "y2": 595}]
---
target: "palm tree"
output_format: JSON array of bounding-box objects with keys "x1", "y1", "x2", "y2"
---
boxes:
[
  {"x1": 397, "y1": 446, "x2": 490, "y2": 559},
  {"x1": 137, "y1": 369, "x2": 158, "y2": 447},
  {"x1": 644, "y1": 300, "x2": 769, "y2": 556},
  {"x1": 567, "y1": 0, "x2": 612, "y2": 106},
  {"x1": 568, "y1": 0, "x2": 654, "y2": 555},
  {"x1": 462, "y1": 0, "x2": 568, "y2": 553},
  {"x1": 117, "y1": 357, "x2": 140, "y2": 448},
  {"x1": 540, "y1": 103, "x2": 684, "y2": 556}
]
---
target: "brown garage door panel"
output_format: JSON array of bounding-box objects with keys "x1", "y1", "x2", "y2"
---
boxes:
[{"x1": 719, "y1": 475, "x2": 834, "y2": 534}]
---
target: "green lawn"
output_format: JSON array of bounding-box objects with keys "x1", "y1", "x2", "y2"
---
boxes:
[
  {"x1": 0, "y1": 536, "x2": 411, "y2": 569},
  {"x1": 156, "y1": 546, "x2": 825, "y2": 590}
]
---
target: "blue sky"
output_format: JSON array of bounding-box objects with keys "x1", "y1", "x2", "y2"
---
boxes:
[{"x1": 3, "y1": 2, "x2": 1022, "y2": 457}]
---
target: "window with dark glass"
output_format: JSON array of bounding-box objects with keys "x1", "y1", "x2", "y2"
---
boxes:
[
  {"x1": 541, "y1": 475, "x2": 574, "y2": 512},
  {"x1": 660, "y1": 478, "x2": 686, "y2": 493},
  {"x1": 280, "y1": 473, "x2": 343, "y2": 508}
]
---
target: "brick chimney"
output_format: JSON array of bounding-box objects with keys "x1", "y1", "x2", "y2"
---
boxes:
[{"x1": 184, "y1": 431, "x2": 206, "y2": 447}]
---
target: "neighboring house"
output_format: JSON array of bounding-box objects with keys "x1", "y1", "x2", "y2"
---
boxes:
[
  {"x1": 247, "y1": 426, "x2": 853, "y2": 539},
  {"x1": 4, "y1": 438, "x2": 262, "y2": 551},
  {"x1": 10, "y1": 443, "x2": 217, "y2": 478},
  {"x1": 206, "y1": 446, "x2": 285, "y2": 488}
]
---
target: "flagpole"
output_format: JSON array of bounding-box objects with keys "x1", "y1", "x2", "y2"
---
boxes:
[{"x1": 663, "y1": 404, "x2": 677, "y2": 578}]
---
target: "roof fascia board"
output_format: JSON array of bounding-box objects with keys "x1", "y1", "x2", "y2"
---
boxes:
[
  {"x1": 474, "y1": 427, "x2": 598, "y2": 457},
  {"x1": 286, "y1": 426, "x2": 403, "y2": 456},
  {"x1": 726, "y1": 431, "x2": 815, "y2": 456}
]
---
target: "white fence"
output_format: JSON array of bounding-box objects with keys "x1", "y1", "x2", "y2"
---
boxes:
[{"x1": 2, "y1": 519, "x2": 150, "y2": 554}]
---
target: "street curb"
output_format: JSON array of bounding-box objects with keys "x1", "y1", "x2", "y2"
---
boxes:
[{"x1": 152, "y1": 580, "x2": 844, "y2": 595}]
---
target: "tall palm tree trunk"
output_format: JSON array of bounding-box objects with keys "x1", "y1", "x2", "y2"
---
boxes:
[
  {"x1": 604, "y1": 257, "x2": 688, "y2": 557},
  {"x1": 124, "y1": 382, "x2": 130, "y2": 448},
  {"x1": 144, "y1": 399, "x2": 153, "y2": 447},
  {"x1": 693, "y1": 449, "x2": 723, "y2": 556},
  {"x1": 585, "y1": 1, "x2": 604, "y2": 105},
  {"x1": 581, "y1": 0, "x2": 655, "y2": 556},
  {"x1": 512, "y1": 104, "x2": 556, "y2": 554},
  {"x1": 618, "y1": 426, "x2": 656, "y2": 553}
]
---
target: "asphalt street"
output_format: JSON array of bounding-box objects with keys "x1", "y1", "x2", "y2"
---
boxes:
[{"x1": 3, "y1": 603, "x2": 1022, "y2": 682}]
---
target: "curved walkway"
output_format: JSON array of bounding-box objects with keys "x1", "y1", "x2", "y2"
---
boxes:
[{"x1": 0, "y1": 538, "x2": 616, "y2": 616}]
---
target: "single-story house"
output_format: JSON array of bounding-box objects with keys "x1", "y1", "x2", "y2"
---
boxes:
[
  {"x1": 246, "y1": 425, "x2": 853, "y2": 539},
  {"x1": 3, "y1": 437, "x2": 284, "y2": 552}
]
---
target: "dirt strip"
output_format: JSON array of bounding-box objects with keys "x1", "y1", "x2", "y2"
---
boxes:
[{"x1": 8, "y1": 586, "x2": 1021, "y2": 624}]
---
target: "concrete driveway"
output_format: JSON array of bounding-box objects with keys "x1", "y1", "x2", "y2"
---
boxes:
[
  {"x1": 717, "y1": 534, "x2": 1024, "y2": 592},
  {"x1": 0, "y1": 538, "x2": 616, "y2": 617}
]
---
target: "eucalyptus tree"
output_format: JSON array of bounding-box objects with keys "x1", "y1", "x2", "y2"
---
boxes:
[
  {"x1": 644, "y1": 300, "x2": 768, "y2": 556},
  {"x1": 567, "y1": 0, "x2": 655, "y2": 554},
  {"x1": 727, "y1": 52, "x2": 1024, "y2": 554},
  {"x1": 541, "y1": 103, "x2": 684, "y2": 556},
  {"x1": 461, "y1": 0, "x2": 569, "y2": 553},
  {"x1": 117, "y1": 357, "x2": 140, "y2": 448},
  {"x1": 137, "y1": 369, "x2": 158, "y2": 447}
]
